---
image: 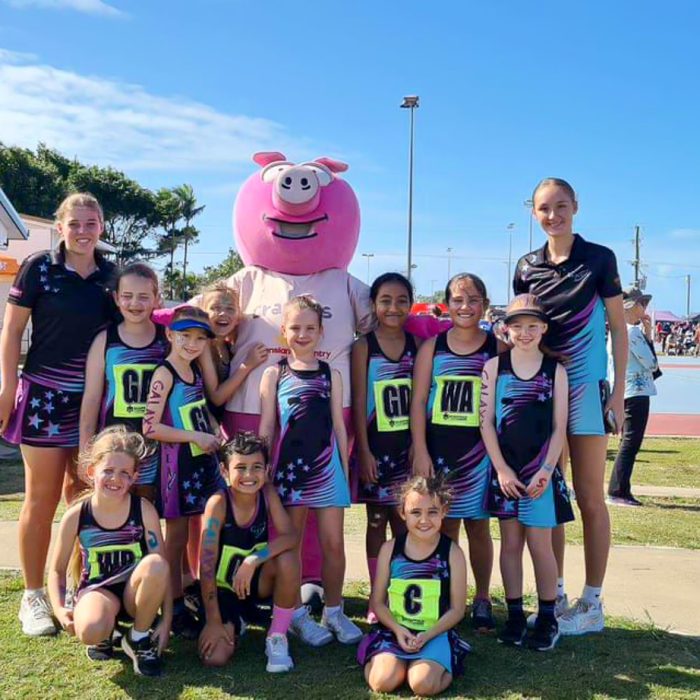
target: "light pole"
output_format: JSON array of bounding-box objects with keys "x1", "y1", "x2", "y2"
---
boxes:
[
  {"x1": 506, "y1": 223, "x2": 515, "y2": 303},
  {"x1": 430, "y1": 279, "x2": 438, "y2": 297},
  {"x1": 687, "y1": 274, "x2": 692, "y2": 317},
  {"x1": 446, "y1": 247, "x2": 453, "y2": 279},
  {"x1": 524, "y1": 199, "x2": 534, "y2": 251},
  {"x1": 401, "y1": 95, "x2": 419, "y2": 282},
  {"x1": 361, "y1": 253, "x2": 374, "y2": 285}
]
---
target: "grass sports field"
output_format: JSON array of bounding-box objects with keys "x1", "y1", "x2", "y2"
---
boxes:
[{"x1": 1, "y1": 437, "x2": 699, "y2": 698}]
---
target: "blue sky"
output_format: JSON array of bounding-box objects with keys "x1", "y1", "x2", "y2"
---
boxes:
[{"x1": 1, "y1": 0, "x2": 699, "y2": 314}]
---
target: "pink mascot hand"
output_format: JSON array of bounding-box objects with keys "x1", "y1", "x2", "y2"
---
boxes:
[{"x1": 404, "y1": 314, "x2": 452, "y2": 340}]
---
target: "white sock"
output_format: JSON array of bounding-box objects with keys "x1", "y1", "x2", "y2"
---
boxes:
[
  {"x1": 581, "y1": 585, "x2": 602, "y2": 605},
  {"x1": 23, "y1": 588, "x2": 43, "y2": 600},
  {"x1": 131, "y1": 628, "x2": 149, "y2": 642},
  {"x1": 324, "y1": 604, "x2": 341, "y2": 617},
  {"x1": 557, "y1": 578, "x2": 565, "y2": 598}
]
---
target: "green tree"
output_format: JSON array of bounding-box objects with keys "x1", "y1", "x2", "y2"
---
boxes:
[
  {"x1": 68, "y1": 165, "x2": 158, "y2": 265},
  {"x1": 173, "y1": 184, "x2": 204, "y2": 283},
  {"x1": 155, "y1": 188, "x2": 184, "y2": 299},
  {"x1": 0, "y1": 143, "x2": 69, "y2": 218},
  {"x1": 199, "y1": 248, "x2": 245, "y2": 286}
]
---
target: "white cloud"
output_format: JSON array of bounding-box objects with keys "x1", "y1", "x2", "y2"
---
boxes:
[
  {"x1": 3, "y1": 0, "x2": 123, "y2": 17},
  {"x1": 668, "y1": 228, "x2": 700, "y2": 241},
  {"x1": 0, "y1": 49, "x2": 312, "y2": 171}
]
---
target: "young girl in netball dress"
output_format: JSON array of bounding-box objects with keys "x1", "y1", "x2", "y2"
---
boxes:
[
  {"x1": 259, "y1": 295, "x2": 361, "y2": 646},
  {"x1": 352, "y1": 273, "x2": 417, "y2": 621},
  {"x1": 358, "y1": 476, "x2": 470, "y2": 696},
  {"x1": 481, "y1": 294, "x2": 573, "y2": 651}
]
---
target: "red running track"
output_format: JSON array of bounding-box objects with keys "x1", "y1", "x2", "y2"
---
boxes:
[{"x1": 646, "y1": 414, "x2": 700, "y2": 437}]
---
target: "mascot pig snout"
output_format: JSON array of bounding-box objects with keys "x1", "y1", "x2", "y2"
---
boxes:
[{"x1": 233, "y1": 151, "x2": 361, "y2": 275}]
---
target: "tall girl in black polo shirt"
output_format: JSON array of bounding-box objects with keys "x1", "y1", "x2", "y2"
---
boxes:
[
  {"x1": 0, "y1": 193, "x2": 116, "y2": 637},
  {"x1": 513, "y1": 179, "x2": 627, "y2": 635}
]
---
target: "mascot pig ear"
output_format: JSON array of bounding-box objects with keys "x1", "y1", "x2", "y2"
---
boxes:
[
  {"x1": 314, "y1": 157, "x2": 349, "y2": 173},
  {"x1": 253, "y1": 152, "x2": 288, "y2": 167}
]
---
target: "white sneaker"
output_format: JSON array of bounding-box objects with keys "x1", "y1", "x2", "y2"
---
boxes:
[
  {"x1": 289, "y1": 606, "x2": 333, "y2": 647},
  {"x1": 557, "y1": 598, "x2": 604, "y2": 636},
  {"x1": 526, "y1": 594, "x2": 569, "y2": 629},
  {"x1": 321, "y1": 604, "x2": 363, "y2": 644},
  {"x1": 265, "y1": 633, "x2": 294, "y2": 673},
  {"x1": 19, "y1": 591, "x2": 57, "y2": 637}
]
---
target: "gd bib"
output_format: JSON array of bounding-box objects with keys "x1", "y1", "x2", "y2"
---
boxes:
[
  {"x1": 113, "y1": 364, "x2": 156, "y2": 418},
  {"x1": 431, "y1": 375, "x2": 480, "y2": 427},
  {"x1": 373, "y1": 378, "x2": 412, "y2": 432},
  {"x1": 388, "y1": 578, "x2": 441, "y2": 631},
  {"x1": 178, "y1": 399, "x2": 212, "y2": 457}
]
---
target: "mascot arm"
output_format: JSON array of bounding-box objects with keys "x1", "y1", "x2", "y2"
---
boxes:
[
  {"x1": 348, "y1": 274, "x2": 374, "y2": 335},
  {"x1": 404, "y1": 315, "x2": 452, "y2": 339}
]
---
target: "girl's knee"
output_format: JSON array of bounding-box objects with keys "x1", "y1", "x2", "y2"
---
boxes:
[
  {"x1": 366, "y1": 660, "x2": 405, "y2": 693},
  {"x1": 77, "y1": 618, "x2": 114, "y2": 646},
  {"x1": 275, "y1": 549, "x2": 300, "y2": 577},
  {"x1": 408, "y1": 669, "x2": 450, "y2": 697},
  {"x1": 137, "y1": 553, "x2": 169, "y2": 581}
]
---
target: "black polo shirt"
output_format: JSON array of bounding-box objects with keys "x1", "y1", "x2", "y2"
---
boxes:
[
  {"x1": 8, "y1": 246, "x2": 117, "y2": 390},
  {"x1": 512, "y1": 234, "x2": 621, "y2": 384}
]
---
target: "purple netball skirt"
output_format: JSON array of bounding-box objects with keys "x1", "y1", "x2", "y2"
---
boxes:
[{"x1": 4, "y1": 375, "x2": 82, "y2": 448}]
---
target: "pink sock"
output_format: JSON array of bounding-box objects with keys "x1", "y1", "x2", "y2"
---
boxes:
[
  {"x1": 367, "y1": 557, "x2": 378, "y2": 586},
  {"x1": 268, "y1": 605, "x2": 294, "y2": 637}
]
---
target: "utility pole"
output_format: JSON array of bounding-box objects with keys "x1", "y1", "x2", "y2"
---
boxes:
[
  {"x1": 687, "y1": 275, "x2": 692, "y2": 317},
  {"x1": 446, "y1": 247, "x2": 453, "y2": 280},
  {"x1": 632, "y1": 225, "x2": 641, "y2": 287}
]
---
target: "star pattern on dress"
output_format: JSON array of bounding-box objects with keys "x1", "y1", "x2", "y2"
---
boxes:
[
  {"x1": 29, "y1": 398, "x2": 41, "y2": 409},
  {"x1": 44, "y1": 401, "x2": 54, "y2": 414},
  {"x1": 61, "y1": 395, "x2": 70, "y2": 404},
  {"x1": 28, "y1": 414, "x2": 43, "y2": 429},
  {"x1": 183, "y1": 480, "x2": 191, "y2": 489},
  {"x1": 278, "y1": 484, "x2": 287, "y2": 497},
  {"x1": 44, "y1": 391, "x2": 55, "y2": 400},
  {"x1": 290, "y1": 489, "x2": 302, "y2": 503},
  {"x1": 39, "y1": 263, "x2": 48, "y2": 273},
  {"x1": 185, "y1": 493, "x2": 196, "y2": 505},
  {"x1": 46, "y1": 422, "x2": 60, "y2": 437}
]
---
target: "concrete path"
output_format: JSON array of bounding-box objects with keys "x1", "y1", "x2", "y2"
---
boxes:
[
  {"x1": 345, "y1": 534, "x2": 700, "y2": 637},
  {"x1": 1, "y1": 519, "x2": 699, "y2": 637}
]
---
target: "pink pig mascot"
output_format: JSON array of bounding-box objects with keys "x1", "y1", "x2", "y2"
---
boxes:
[{"x1": 223, "y1": 152, "x2": 373, "y2": 609}]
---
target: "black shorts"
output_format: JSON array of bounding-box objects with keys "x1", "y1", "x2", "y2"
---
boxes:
[{"x1": 207, "y1": 569, "x2": 270, "y2": 635}]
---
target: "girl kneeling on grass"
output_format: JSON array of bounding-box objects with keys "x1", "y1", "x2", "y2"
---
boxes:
[
  {"x1": 480, "y1": 294, "x2": 574, "y2": 651},
  {"x1": 357, "y1": 476, "x2": 470, "y2": 697},
  {"x1": 198, "y1": 431, "x2": 300, "y2": 673},
  {"x1": 48, "y1": 426, "x2": 172, "y2": 677}
]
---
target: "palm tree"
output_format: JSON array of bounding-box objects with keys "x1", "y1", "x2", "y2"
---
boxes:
[
  {"x1": 173, "y1": 184, "x2": 205, "y2": 284},
  {"x1": 155, "y1": 188, "x2": 184, "y2": 300}
]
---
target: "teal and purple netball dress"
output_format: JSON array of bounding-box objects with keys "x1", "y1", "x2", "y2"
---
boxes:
[
  {"x1": 273, "y1": 359, "x2": 350, "y2": 508},
  {"x1": 76, "y1": 494, "x2": 148, "y2": 603},
  {"x1": 357, "y1": 332, "x2": 417, "y2": 505},
  {"x1": 157, "y1": 361, "x2": 225, "y2": 519},
  {"x1": 99, "y1": 324, "x2": 168, "y2": 487},
  {"x1": 357, "y1": 533, "x2": 470, "y2": 675},
  {"x1": 426, "y1": 331, "x2": 498, "y2": 520},
  {"x1": 210, "y1": 488, "x2": 270, "y2": 632},
  {"x1": 486, "y1": 352, "x2": 574, "y2": 527},
  {"x1": 5, "y1": 248, "x2": 115, "y2": 447},
  {"x1": 513, "y1": 235, "x2": 623, "y2": 435}
]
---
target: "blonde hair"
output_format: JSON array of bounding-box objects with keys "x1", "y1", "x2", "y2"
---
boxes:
[
  {"x1": 200, "y1": 281, "x2": 240, "y2": 311},
  {"x1": 69, "y1": 427, "x2": 152, "y2": 584},
  {"x1": 55, "y1": 192, "x2": 104, "y2": 224},
  {"x1": 283, "y1": 294, "x2": 325, "y2": 326}
]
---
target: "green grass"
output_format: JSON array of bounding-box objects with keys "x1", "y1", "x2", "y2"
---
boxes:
[
  {"x1": 1, "y1": 575, "x2": 698, "y2": 700},
  {"x1": 604, "y1": 438, "x2": 700, "y2": 490}
]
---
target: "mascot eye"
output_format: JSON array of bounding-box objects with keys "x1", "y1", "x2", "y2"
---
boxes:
[
  {"x1": 300, "y1": 163, "x2": 333, "y2": 187},
  {"x1": 261, "y1": 162, "x2": 293, "y2": 183}
]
